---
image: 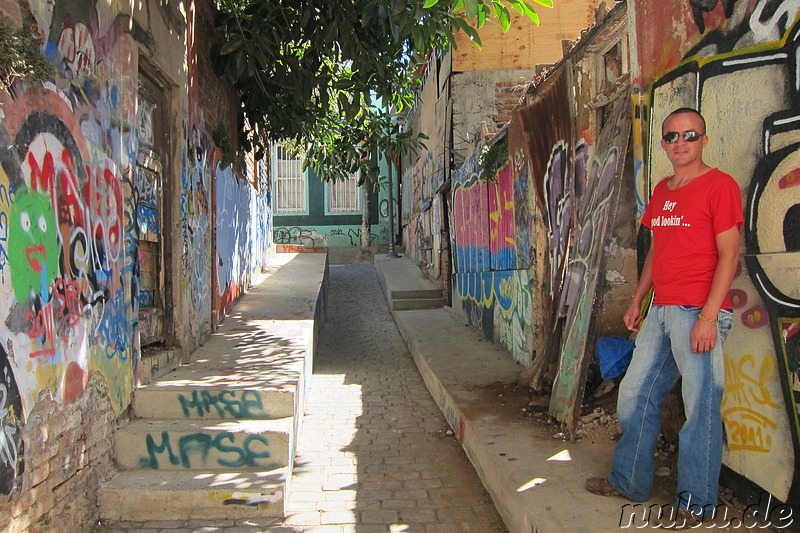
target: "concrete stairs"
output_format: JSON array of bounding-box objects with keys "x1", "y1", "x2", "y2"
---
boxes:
[
  {"x1": 98, "y1": 253, "x2": 329, "y2": 522},
  {"x1": 374, "y1": 255, "x2": 445, "y2": 310}
]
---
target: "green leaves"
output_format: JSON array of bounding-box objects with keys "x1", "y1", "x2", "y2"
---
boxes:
[{"x1": 210, "y1": 0, "x2": 547, "y2": 188}]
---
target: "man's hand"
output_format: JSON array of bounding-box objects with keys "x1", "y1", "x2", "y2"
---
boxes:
[
  {"x1": 691, "y1": 319, "x2": 717, "y2": 353},
  {"x1": 624, "y1": 302, "x2": 642, "y2": 332}
]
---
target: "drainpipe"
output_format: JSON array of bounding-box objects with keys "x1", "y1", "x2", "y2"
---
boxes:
[{"x1": 386, "y1": 155, "x2": 399, "y2": 258}]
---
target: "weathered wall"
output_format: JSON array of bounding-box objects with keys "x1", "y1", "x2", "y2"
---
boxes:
[
  {"x1": 632, "y1": 0, "x2": 800, "y2": 505},
  {"x1": 451, "y1": 69, "x2": 538, "y2": 167},
  {"x1": 0, "y1": 0, "x2": 141, "y2": 523},
  {"x1": 403, "y1": 4, "x2": 634, "y2": 388},
  {"x1": 401, "y1": 52, "x2": 449, "y2": 280},
  {"x1": 0, "y1": 0, "x2": 268, "y2": 530}
]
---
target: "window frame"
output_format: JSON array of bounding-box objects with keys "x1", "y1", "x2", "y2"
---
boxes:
[
  {"x1": 324, "y1": 172, "x2": 362, "y2": 215},
  {"x1": 271, "y1": 143, "x2": 309, "y2": 216}
]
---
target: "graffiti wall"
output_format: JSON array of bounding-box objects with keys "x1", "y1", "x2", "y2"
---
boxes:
[
  {"x1": 633, "y1": 0, "x2": 800, "y2": 503},
  {"x1": 547, "y1": 96, "x2": 631, "y2": 426},
  {"x1": 216, "y1": 159, "x2": 274, "y2": 315},
  {"x1": 273, "y1": 225, "x2": 385, "y2": 248},
  {"x1": 182, "y1": 125, "x2": 212, "y2": 334},
  {"x1": 0, "y1": 0, "x2": 267, "y2": 517},
  {"x1": 452, "y1": 136, "x2": 534, "y2": 365},
  {"x1": 0, "y1": 0, "x2": 138, "y2": 412},
  {"x1": 0, "y1": 0, "x2": 139, "y2": 498}
]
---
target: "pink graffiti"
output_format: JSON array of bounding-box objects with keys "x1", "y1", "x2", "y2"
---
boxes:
[
  {"x1": 488, "y1": 164, "x2": 515, "y2": 256},
  {"x1": 26, "y1": 302, "x2": 57, "y2": 358},
  {"x1": 53, "y1": 277, "x2": 88, "y2": 330},
  {"x1": 783, "y1": 321, "x2": 800, "y2": 342},
  {"x1": 85, "y1": 164, "x2": 123, "y2": 263},
  {"x1": 24, "y1": 277, "x2": 89, "y2": 358},
  {"x1": 27, "y1": 147, "x2": 87, "y2": 228},
  {"x1": 454, "y1": 182, "x2": 490, "y2": 248}
]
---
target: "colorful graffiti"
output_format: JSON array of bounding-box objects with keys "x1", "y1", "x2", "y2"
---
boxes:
[
  {"x1": 549, "y1": 96, "x2": 632, "y2": 426},
  {"x1": 0, "y1": 0, "x2": 139, "y2": 496},
  {"x1": 183, "y1": 127, "x2": 212, "y2": 331},
  {"x1": 452, "y1": 139, "x2": 533, "y2": 364},
  {"x1": 1, "y1": 90, "x2": 136, "y2": 407},
  {"x1": 638, "y1": 0, "x2": 800, "y2": 502}
]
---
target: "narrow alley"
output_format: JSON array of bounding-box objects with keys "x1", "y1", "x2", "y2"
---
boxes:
[{"x1": 95, "y1": 262, "x2": 507, "y2": 533}]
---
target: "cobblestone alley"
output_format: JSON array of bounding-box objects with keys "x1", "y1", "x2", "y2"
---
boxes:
[{"x1": 96, "y1": 263, "x2": 506, "y2": 533}]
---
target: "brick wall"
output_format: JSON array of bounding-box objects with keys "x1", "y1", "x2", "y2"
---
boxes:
[
  {"x1": 194, "y1": 0, "x2": 237, "y2": 150},
  {"x1": 494, "y1": 81, "x2": 526, "y2": 127},
  {"x1": 2, "y1": 374, "x2": 116, "y2": 533}
]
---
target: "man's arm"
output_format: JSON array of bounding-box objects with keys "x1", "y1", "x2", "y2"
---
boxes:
[
  {"x1": 691, "y1": 225, "x2": 740, "y2": 353},
  {"x1": 624, "y1": 240, "x2": 655, "y2": 332}
]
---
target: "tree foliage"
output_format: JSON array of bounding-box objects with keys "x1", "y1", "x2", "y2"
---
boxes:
[
  {"x1": 0, "y1": 1, "x2": 54, "y2": 93},
  {"x1": 211, "y1": 0, "x2": 549, "y2": 186}
]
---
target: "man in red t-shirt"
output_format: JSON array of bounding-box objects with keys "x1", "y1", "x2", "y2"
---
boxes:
[{"x1": 586, "y1": 108, "x2": 743, "y2": 528}]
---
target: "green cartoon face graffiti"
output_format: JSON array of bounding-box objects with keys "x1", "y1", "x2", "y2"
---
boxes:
[{"x1": 8, "y1": 187, "x2": 60, "y2": 302}]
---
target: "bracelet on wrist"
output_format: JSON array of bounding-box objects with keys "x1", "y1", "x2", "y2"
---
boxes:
[{"x1": 697, "y1": 314, "x2": 716, "y2": 325}]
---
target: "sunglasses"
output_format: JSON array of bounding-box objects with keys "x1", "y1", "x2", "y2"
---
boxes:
[{"x1": 663, "y1": 130, "x2": 705, "y2": 144}]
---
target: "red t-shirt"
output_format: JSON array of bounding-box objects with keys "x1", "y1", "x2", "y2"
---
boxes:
[{"x1": 642, "y1": 168, "x2": 743, "y2": 309}]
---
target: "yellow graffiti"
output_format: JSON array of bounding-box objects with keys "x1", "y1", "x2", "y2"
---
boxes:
[
  {"x1": 34, "y1": 359, "x2": 63, "y2": 395},
  {"x1": 723, "y1": 353, "x2": 780, "y2": 452},
  {"x1": 745, "y1": 308, "x2": 764, "y2": 327},
  {"x1": 498, "y1": 276, "x2": 514, "y2": 302}
]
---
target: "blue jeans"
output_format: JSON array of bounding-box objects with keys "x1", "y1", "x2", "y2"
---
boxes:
[{"x1": 608, "y1": 305, "x2": 733, "y2": 514}]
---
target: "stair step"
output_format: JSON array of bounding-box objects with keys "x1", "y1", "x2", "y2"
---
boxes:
[
  {"x1": 139, "y1": 347, "x2": 184, "y2": 385},
  {"x1": 98, "y1": 469, "x2": 287, "y2": 520},
  {"x1": 390, "y1": 288, "x2": 443, "y2": 300},
  {"x1": 392, "y1": 298, "x2": 446, "y2": 311},
  {"x1": 133, "y1": 386, "x2": 295, "y2": 420},
  {"x1": 115, "y1": 418, "x2": 291, "y2": 471}
]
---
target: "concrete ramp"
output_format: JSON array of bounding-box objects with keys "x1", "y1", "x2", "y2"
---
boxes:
[{"x1": 99, "y1": 253, "x2": 328, "y2": 521}]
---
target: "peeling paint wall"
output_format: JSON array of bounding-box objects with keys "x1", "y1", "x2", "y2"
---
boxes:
[{"x1": 632, "y1": 0, "x2": 800, "y2": 505}]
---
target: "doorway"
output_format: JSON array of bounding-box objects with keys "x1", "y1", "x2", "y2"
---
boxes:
[{"x1": 136, "y1": 68, "x2": 172, "y2": 346}]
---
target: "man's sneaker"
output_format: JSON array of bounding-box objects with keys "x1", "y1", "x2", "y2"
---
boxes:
[{"x1": 585, "y1": 477, "x2": 621, "y2": 497}]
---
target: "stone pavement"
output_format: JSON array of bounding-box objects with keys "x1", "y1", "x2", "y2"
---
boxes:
[{"x1": 94, "y1": 263, "x2": 506, "y2": 533}]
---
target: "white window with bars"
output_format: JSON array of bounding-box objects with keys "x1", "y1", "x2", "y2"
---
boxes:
[
  {"x1": 273, "y1": 144, "x2": 307, "y2": 214},
  {"x1": 327, "y1": 173, "x2": 361, "y2": 214}
]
